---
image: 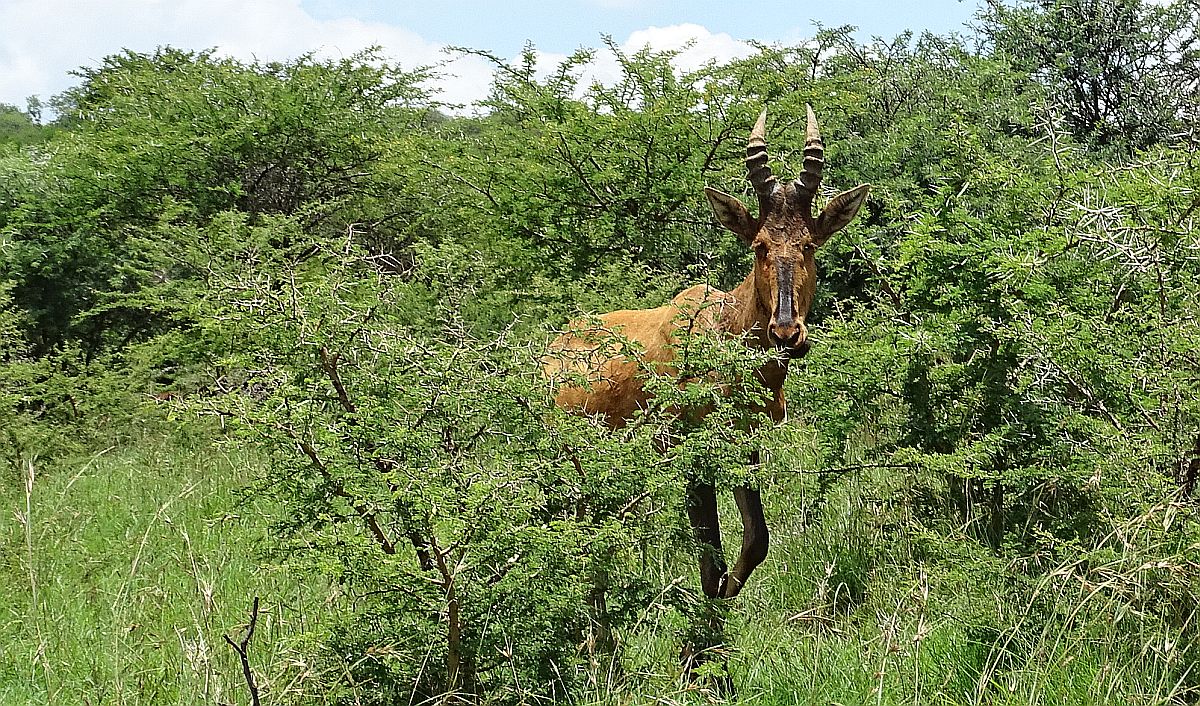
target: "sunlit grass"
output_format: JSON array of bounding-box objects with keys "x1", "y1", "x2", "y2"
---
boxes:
[
  {"x1": 1, "y1": 427, "x2": 1195, "y2": 705},
  {"x1": 0, "y1": 432, "x2": 331, "y2": 705}
]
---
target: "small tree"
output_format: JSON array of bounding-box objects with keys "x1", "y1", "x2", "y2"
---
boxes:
[
  {"x1": 981, "y1": 0, "x2": 1200, "y2": 150},
  {"x1": 195, "y1": 212, "x2": 778, "y2": 701}
]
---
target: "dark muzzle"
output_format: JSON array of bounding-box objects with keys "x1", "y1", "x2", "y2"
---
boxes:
[{"x1": 768, "y1": 325, "x2": 809, "y2": 358}]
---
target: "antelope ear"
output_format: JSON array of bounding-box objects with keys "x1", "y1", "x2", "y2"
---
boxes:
[
  {"x1": 814, "y1": 183, "x2": 871, "y2": 245},
  {"x1": 704, "y1": 187, "x2": 757, "y2": 245}
]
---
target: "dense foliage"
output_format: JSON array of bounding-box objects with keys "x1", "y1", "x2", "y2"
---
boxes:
[{"x1": 2, "y1": 1, "x2": 1198, "y2": 703}]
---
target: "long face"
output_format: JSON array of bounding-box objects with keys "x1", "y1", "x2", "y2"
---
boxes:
[
  {"x1": 751, "y1": 197, "x2": 820, "y2": 358},
  {"x1": 704, "y1": 107, "x2": 871, "y2": 359}
]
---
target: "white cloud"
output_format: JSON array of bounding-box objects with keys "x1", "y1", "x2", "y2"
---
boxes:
[
  {"x1": 527, "y1": 24, "x2": 755, "y2": 101},
  {"x1": 624, "y1": 24, "x2": 755, "y2": 71},
  {"x1": 0, "y1": 0, "x2": 492, "y2": 111},
  {"x1": 0, "y1": 3, "x2": 748, "y2": 115}
]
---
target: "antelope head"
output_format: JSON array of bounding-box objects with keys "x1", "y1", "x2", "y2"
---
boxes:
[{"x1": 705, "y1": 107, "x2": 870, "y2": 359}]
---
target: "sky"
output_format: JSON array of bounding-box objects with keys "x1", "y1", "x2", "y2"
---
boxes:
[{"x1": 0, "y1": 0, "x2": 982, "y2": 114}]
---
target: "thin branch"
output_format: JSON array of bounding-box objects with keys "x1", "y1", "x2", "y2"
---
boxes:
[
  {"x1": 319, "y1": 346, "x2": 356, "y2": 414},
  {"x1": 223, "y1": 597, "x2": 262, "y2": 706},
  {"x1": 297, "y1": 440, "x2": 397, "y2": 554},
  {"x1": 618, "y1": 490, "x2": 653, "y2": 519},
  {"x1": 851, "y1": 244, "x2": 906, "y2": 314},
  {"x1": 777, "y1": 462, "x2": 917, "y2": 476}
]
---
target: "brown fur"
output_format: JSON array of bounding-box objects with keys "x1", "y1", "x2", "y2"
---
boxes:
[{"x1": 545, "y1": 281, "x2": 786, "y2": 427}]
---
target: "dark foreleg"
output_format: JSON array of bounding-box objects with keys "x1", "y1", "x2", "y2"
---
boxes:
[
  {"x1": 686, "y1": 481, "x2": 728, "y2": 598},
  {"x1": 722, "y1": 450, "x2": 769, "y2": 598},
  {"x1": 723, "y1": 485, "x2": 769, "y2": 598},
  {"x1": 682, "y1": 481, "x2": 733, "y2": 688}
]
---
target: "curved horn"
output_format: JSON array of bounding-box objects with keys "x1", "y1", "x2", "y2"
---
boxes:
[
  {"x1": 745, "y1": 109, "x2": 777, "y2": 213},
  {"x1": 795, "y1": 104, "x2": 825, "y2": 218}
]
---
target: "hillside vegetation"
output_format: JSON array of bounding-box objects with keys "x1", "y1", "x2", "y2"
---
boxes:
[{"x1": 2, "y1": 0, "x2": 1199, "y2": 703}]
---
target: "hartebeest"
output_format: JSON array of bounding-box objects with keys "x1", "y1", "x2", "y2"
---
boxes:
[{"x1": 546, "y1": 107, "x2": 870, "y2": 599}]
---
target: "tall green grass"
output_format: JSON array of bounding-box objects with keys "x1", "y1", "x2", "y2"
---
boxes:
[
  {"x1": 575, "y1": 460, "x2": 1198, "y2": 706},
  {"x1": 0, "y1": 431, "x2": 330, "y2": 705},
  {"x1": 2, "y1": 428, "x2": 1194, "y2": 705}
]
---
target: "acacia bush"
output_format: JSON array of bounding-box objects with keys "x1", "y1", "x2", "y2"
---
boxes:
[
  {"x1": 1, "y1": 47, "x2": 429, "y2": 355},
  {"x1": 982, "y1": 0, "x2": 1200, "y2": 151},
  {"x1": 188, "y1": 215, "x2": 778, "y2": 702}
]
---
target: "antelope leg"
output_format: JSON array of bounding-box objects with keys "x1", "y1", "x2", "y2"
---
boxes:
[
  {"x1": 685, "y1": 481, "x2": 727, "y2": 598},
  {"x1": 724, "y1": 485, "x2": 769, "y2": 598}
]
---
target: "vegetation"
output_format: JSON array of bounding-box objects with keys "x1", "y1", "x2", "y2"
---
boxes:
[{"x1": 2, "y1": 0, "x2": 1198, "y2": 703}]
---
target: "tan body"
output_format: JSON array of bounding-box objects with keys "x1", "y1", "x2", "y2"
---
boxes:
[
  {"x1": 546, "y1": 107, "x2": 870, "y2": 602},
  {"x1": 546, "y1": 283, "x2": 788, "y2": 429}
]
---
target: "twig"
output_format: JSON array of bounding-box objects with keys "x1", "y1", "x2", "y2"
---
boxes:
[
  {"x1": 319, "y1": 346, "x2": 356, "y2": 414},
  {"x1": 296, "y1": 440, "x2": 397, "y2": 555},
  {"x1": 618, "y1": 490, "x2": 653, "y2": 519},
  {"x1": 777, "y1": 462, "x2": 916, "y2": 476},
  {"x1": 851, "y1": 243, "x2": 905, "y2": 313},
  {"x1": 223, "y1": 597, "x2": 262, "y2": 706}
]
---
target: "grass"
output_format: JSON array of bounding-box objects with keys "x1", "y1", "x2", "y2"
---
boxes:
[
  {"x1": 1, "y1": 426, "x2": 1196, "y2": 705},
  {"x1": 576, "y1": 461, "x2": 1199, "y2": 706},
  {"x1": 0, "y1": 430, "x2": 331, "y2": 705}
]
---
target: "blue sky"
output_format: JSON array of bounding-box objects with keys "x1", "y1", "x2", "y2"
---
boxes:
[
  {"x1": 299, "y1": 0, "x2": 981, "y2": 56},
  {"x1": 0, "y1": 0, "x2": 982, "y2": 113}
]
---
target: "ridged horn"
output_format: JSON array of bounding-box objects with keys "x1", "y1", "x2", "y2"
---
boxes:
[
  {"x1": 795, "y1": 104, "x2": 825, "y2": 217},
  {"x1": 745, "y1": 109, "x2": 776, "y2": 213}
]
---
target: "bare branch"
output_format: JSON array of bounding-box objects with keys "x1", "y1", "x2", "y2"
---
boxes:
[
  {"x1": 319, "y1": 346, "x2": 356, "y2": 414},
  {"x1": 223, "y1": 597, "x2": 262, "y2": 706}
]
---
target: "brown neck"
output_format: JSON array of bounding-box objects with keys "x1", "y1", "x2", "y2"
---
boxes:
[{"x1": 720, "y1": 268, "x2": 772, "y2": 349}]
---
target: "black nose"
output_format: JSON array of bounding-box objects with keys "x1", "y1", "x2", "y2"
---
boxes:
[
  {"x1": 768, "y1": 324, "x2": 807, "y2": 357},
  {"x1": 769, "y1": 328, "x2": 799, "y2": 346}
]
